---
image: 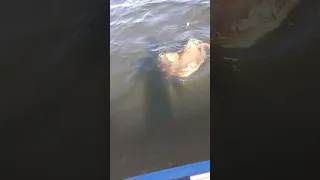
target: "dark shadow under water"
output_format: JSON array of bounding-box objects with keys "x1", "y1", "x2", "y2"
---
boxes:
[
  {"x1": 141, "y1": 38, "x2": 174, "y2": 131},
  {"x1": 0, "y1": 1, "x2": 208, "y2": 180},
  {"x1": 110, "y1": 38, "x2": 210, "y2": 179}
]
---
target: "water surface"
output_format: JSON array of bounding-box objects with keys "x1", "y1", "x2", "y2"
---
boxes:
[{"x1": 110, "y1": 0, "x2": 210, "y2": 179}]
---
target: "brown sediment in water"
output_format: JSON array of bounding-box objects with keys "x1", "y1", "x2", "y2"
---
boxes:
[{"x1": 158, "y1": 39, "x2": 210, "y2": 78}]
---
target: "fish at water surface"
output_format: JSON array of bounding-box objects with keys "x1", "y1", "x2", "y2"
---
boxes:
[
  {"x1": 158, "y1": 39, "x2": 210, "y2": 78},
  {"x1": 146, "y1": 0, "x2": 300, "y2": 78}
]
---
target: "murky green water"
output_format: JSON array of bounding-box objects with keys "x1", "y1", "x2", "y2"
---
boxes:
[{"x1": 110, "y1": 0, "x2": 210, "y2": 179}]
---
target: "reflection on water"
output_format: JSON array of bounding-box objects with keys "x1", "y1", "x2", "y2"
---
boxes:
[{"x1": 110, "y1": 0, "x2": 210, "y2": 179}]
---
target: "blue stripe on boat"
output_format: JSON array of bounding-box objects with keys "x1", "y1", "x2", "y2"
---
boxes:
[{"x1": 125, "y1": 160, "x2": 210, "y2": 180}]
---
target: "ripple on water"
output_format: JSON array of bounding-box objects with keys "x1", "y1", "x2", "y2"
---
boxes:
[{"x1": 110, "y1": 0, "x2": 210, "y2": 125}]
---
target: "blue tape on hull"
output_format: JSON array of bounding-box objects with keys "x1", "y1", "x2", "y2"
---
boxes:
[{"x1": 125, "y1": 160, "x2": 210, "y2": 180}]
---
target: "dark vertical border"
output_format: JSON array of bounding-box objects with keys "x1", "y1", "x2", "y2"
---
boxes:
[
  {"x1": 211, "y1": 0, "x2": 320, "y2": 179},
  {"x1": 85, "y1": 0, "x2": 110, "y2": 178},
  {"x1": 0, "y1": 0, "x2": 110, "y2": 179}
]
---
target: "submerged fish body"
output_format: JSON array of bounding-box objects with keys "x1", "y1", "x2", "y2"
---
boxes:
[{"x1": 158, "y1": 39, "x2": 210, "y2": 78}]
